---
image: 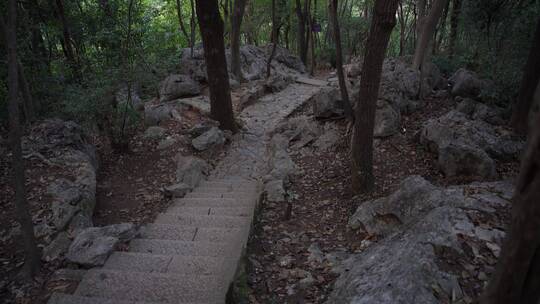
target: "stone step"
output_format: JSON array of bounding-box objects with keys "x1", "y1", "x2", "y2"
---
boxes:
[
  {"x1": 74, "y1": 269, "x2": 225, "y2": 303},
  {"x1": 165, "y1": 206, "x2": 253, "y2": 217},
  {"x1": 140, "y1": 224, "x2": 247, "y2": 242},
  {"x1": 192, "y1": 186, "x2": 256, "y2": 193},
  {"x1": 48, "y1": 293, "x2": 160, "y2": 304},
  {"x1": 199, "y1": 181, "x2": 257, "y2": 188},
  {"x1": 128, "y1": 239, "x2": 243, "y2": 258},
  {"x1": 104, "y1": 252, "x2": 238, "y2": 279},
  {"x1": 154, "y1": 213, "x2": 251, "y2": 228},
  {"x1": 184, "y1": 192, "x2": 257, "y2": 199},
  {"x1": 173, "y1": 198, "x2": 255, "y2": 208}
]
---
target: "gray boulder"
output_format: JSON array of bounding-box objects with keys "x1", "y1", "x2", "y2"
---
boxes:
[
  {"x1": 159, "y1": 74, "x2": 200, "y2": 102},
  {"x1": 67, "y1": 223, "x2": 138, "y2": 267},
  {"x1": 265, "y1": 179, "x2": 286, "y2": 202},
  {"x1": 274, "y1": 115, "x2": 322, "y2": 148},
  {"x1": 191, "y1": 127, "x2": 226, "y2": 151},
  {"x1": 374, "y1": 101, "x2": 401, "y2": 138},
  {"x1": 420, "y1": 110, "x2": 523, "y2": 177},
  {"x1": 164, "y1": 183, "x2": 191, "y2": 198},
  {"x1": 313, "y1": 125, "x2": 340, "y2": 151},
  {"x1": 264, "y1": 74, "x2": 293, "y2": 93},
  {"x1": 312, "y1": 87, "x2": 344, "y2": 118},
  {"x1": 188, "y1": 120, "x2": 220, "y2": 137},
  {"x1": 49, "y1": 178, "x2": 95, "y2": 232},
  {"x1": 176, "y1": 155, "x2": 210, "y2": 188},
  {"x1": 449, "y1": 68, "x2": 490, "y2": 98},
  {"x1": 456, "y1": 98, "x2": 505, "y2": 125},
  {"x1": 144, "y1": 103, "x2": 175, "y2": 126},
  {"x1": 266, "y1": 134, "x2": 297, "y2": 183},
  {"x1": 143, "y1": 126, "x2": 166, "y2": 139},
  {"x1": 331, "y1": 177, "x2": 512, "y2": 304},
  {"x1": 42, "y1": 232, "x2": 72, "y2": 262}
]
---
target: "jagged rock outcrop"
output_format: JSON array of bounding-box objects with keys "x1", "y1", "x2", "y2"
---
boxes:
[
  {"x1": 159, "y1": 74, "x2": 201, "y2": 102},
  {"x1": 191, "y1": 127, "x2": 227, "y2": 151},
  {"x1": 449, "y1": 68, "x2": 492, "y2": 99},
  {"x1": 330, "y1": 176, "x2": 512, "y2": 304},
  {"x1": 420, "y1": 110, "x2": 523, "y2": 178}
]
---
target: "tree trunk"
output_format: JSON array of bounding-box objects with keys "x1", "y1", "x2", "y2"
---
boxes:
[
  {"x1": 307, "y1": 0, "x2": 316, "y2": 75},
  {"x1": 351, "y1": 0, "x2": 399, "y2": 193},
  {"x1": 6, "y1": 0, "x2": 41, "y2": 278},
  {"x1": 230, "y1": 0, "x2": 248, "y2": 81},
  {"x1": 266, "y1": 0, "x2": 279, "y2": 78},
  {"x1": 176, "y1": 0, "x2": 190, "y2": 43},
  {"x1": 329, "y1": 0, "x2": 353, "y2": 121},
  {"x1": 480, "y1": 80, "x2": 540, "y2": 304},
  {"x1": 448, "y1": 0, "x2": 461, "y2": 58},
  {"x1": 295, "y1": 0, "x2": 308, "y2": 65},
  {"x1": 190, "y1": 0, "x2": 196, "y2": 57},
  {"x1": 510, "y1": 17, "x2": 540, "y2": 135},
  {"x1": 54, "y1": 0, "x2": 79, "y2": 77},
  {"x1": 412, "y1": 0, "x2": 449, "y2": 69},
  {"x1": 195, "y1": 0, "x2": 238, "y2": 132}
]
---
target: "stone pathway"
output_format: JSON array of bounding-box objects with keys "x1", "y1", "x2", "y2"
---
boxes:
[{"x1": 48, "y1": 82, "x2": 324, "y2": 304}]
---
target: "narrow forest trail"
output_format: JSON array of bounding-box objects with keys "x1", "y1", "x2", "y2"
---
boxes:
[{"x1": 47, "y1": 81, "x2": 326, "y2": 304}]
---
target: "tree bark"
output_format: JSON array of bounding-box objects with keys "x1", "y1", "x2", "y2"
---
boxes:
[
  {"x1": 230, "y1": 0, "x2": 248, "y2": 81},
  {"x1": 176, "y1": 0, "x2": 190, "y2": 43},
  {"x1": 190, "y1": 0, "x2": 196, "y2": 57},
  {"x1": 54, "y1": 0, "x2": 79, "y2": 77},
  {"x1": 448, "y1": 0, "x2": 461, "y2": 58},
  {"x1": 266, "y1": 0, "x2": 279, "y2": 78},
  {"x1": 329, "y1": 0, "x2": 353, "y2": 121},
  {"x1": 510, "y1": 17, "x2": 540, "y2": 135},
  {"x1": 295, "y1": 0, "x2": 308, "y2": 65},
  {"x1": 412, "y1": 0, "x2": 449, "y2": 69},
  {"x1": 480, "y1": 80, "x2": 540, "y2": 304},
  {"x1": 6, "y1": 0, "x2": 41, "y2": 278},
  {"x1": 351, "y1": 0, "x2": 399, "y2": 193},
  {"x1": 195, "y1": 0, "x2": 238, "y2": 132}
]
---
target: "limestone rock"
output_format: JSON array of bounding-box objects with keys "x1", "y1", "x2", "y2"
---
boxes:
[
  {"x1": 144, "y1": 104, "x2": 174, "y2": 126},
  {"x1": 159, "y1": 74, "x2": 200, "y2": 102},
  {"x1": 312, "y1": 87, "x2": 344, "y2": 118},
  {"x1": 265, "y1": 179, "x2": 286, "y2": 202},
  {"x1": 266, "y1": 134, "x2": 297, "y2": 183},
  {"x1": 164, "y1": 183, "x2": 191, "y2": 198},
  {"x1": 175, "y1": 155, "x2": 210, "y2": 188},
  {"x1": 191, "y1": 127, "x2": 226, "y2": 151},
  {"x1": 456, "y1": 98, "x2": 505, "y2": 125},
  {"x1": 143, "y1": 126, "x2": 166, "y2": 139},
  {"x1": 313, "y1": 125, "x2": 340, "y2": 151},
  {"x1": 67, "y1": 223, "x2": 138, "y2": 267},
  {"x1": 449, "y1": 68, "x2": 490, "y2": 98},
  {"x1": 374, "y1": 101, "x2": 401, "y2": 138},
  {"x1": 42, "y1": 232, "x2": 72, "y2": 262}
]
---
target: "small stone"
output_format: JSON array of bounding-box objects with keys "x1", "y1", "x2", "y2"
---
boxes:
[
  {"x1": 144, "y1": 126, "x2": 166, "y2": 139},
  {"x1": 164, "y1": 183, "x2": 191, "y2": 198},
  {"x1": 279, "y1": 255, "x2": 294, "y2": 268}
]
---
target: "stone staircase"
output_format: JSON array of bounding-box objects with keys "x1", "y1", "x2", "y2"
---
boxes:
[{"x1": 49, "y1": 177, "x2": 261, "y2": 304}]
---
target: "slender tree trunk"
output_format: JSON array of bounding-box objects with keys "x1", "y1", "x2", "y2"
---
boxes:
[
  {"x1": 176, "y1": 0, "x2": 190, "y2": 43},
  {"x1": 448, "y1": 0, "x2": 461, "y2": 58},
  {"x1": 54, "y1": 0, "x2": 79, "y2": 77},
  {"x1": 190, "y1": 0, "x2": 196, "y2": 57},
  {"x1": 195, "y1": 0, "x2": 238, "y2": 132},
  {"x1": 480, "y1": 80, "x2": 540, "y2": 304},
  {"x1": 412, "y1": 0, "x2": 449, "y2": 69},
  {"x1": 398, "y1": 0, "x2": 406, "y2": 56},
  {"x1": 308, "y1": 0, "x2": 316, "y2": 75},
  {"x1": 266, "y1": 0, "x2": 279, "y2": 78},
  {"x1": 329, "y1": 0, "x2": 353, "y2": 121},
  {"x1": 6, "y1": 0, "x2": 40, "y2": 278},
  {"x1": 231, "y1": 0, "x2": 248, "y2": 81},
  {"x1": 351, "y1": 0, "x2": 399, "y2": 193},
  {"x1": 510, "y1": 17, "x2": 540, "y2": 135},
  {"x1": 295, "y1": 0, "x2": 307, "y2": 65}
]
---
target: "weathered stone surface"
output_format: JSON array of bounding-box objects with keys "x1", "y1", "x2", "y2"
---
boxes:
[
  {"x1": 449, "y1": 68, "x2": 490, "y2": 98},
  {"x1": 143, "y1": 126, "x2": 166, "y2": 139},
  {"x1": 312, "y1": 87, "x2": 344, "y2": 118},
  {"x1": 274, "y1": 115, "x2": 322, "y2": 148},
  {"x1": 456, "y1": 98, "x2": 505, "y2": 125},
  {"x1": 177, "y1": 96, "x2": 210, "y2": 115},
  {"x1": 42, "y1": 232, "x2": 72, "y2": 262},
  {"x1": 49, "y1": 177, "x2": 95, "y2": 232},
  {"x1": 264, "y1": 74, "x2": 293, "y2": 93},
  {"x1": 144, "y1": 103, "x2": 175, "y2": 126},
  {"x1": 374, "y1": 100, "x2": 401, "y2": 138},
  {"x1": 67, "y1": 223, "x2": 138, "y2": 267},
  {"x1": 188, "y1": 120, "x2": 220, "y2": 137},
  {"x1": 332, "y1": 177, "x2": 512, "y2": 304},
  {"x1": 176, "y1": 155, "x2": 210, "y2": 188},
  {"x1": 159, "y1": 74, "x2": 200, "y2": 102},
  {"x1": 266, "y1": 134, "x2": 297, "y2": 183},
  {"x1": 420, "y1": 110, "x2": 523, "y2": 177},
  {"x1": 191, "y1": 127, "x2": 226, "y2": 151},
  {"x1": 265, "y1": 179, "x2": 286, "y2": 202},
  {"x1": 313, "y1": 125, "x2": 340, "y2": 151},
  {"x1": 164, "y1": 183, "x2": 191, "y2": 198}
]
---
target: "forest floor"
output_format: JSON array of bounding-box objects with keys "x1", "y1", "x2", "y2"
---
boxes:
[{"x1": 244, "y1": 93, "x2": 520, "y2": 303}]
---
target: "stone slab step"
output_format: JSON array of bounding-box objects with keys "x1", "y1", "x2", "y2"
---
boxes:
[
  {"x1": 140, "y1": 224, "x2": 247, "y2": 242},
  {"x1": 200, "y1": 180, "x2": 258, "y2": 189},
  {"x1": 48, "y1": 293, "x2": 161, "y2": 304},
  {"x1": 184, "y1": 192, "x2": 257, "y2": 199},
  {"x1": 128, "y1": 239, "x2": 242, "y2": 258},
  {"x1": 75, "y1": 269, "x2": 225, "y2": 303},
  {"x1": 104, "y1": 252, "x2": 238, "y2": 279},
  {"x1": 165, "y1": 206, "x2": 253, "y2": 217},
  {"x1": 192, "y1": 186, "x2": 256, "y2": 194},
  {"x1": 154, "y1": 214, "x2": 251, "y2": 228},
  {"x1": 173, "y1": 198, "x2": 255, "y2": 208}
]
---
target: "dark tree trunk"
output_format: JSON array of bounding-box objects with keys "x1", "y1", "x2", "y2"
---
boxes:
[
  {"x1": 176, "y1": 0, "x2": 190, "y2": 43},
  {"x1": 295, "y1": 0, "x2": 308, "y2": 65},
  {"x1": 307, "y1": 0, "x2": 316, "y2": 75},
  {"x1": 351, "y1": 0, "x2": 399, "y2": 193},
  {"x1": 510, "y1": 17, "x2": 540, "y2": 135},
  {"x1": 480, "y1": 81, "x2": 540, "y2": 304},
  {"x1": 195, "y1": 0, "x2": 238, "y2": 132},
  {"x1": 230, "y1": 0, "x2": 248, "y2": 81},
  {"x1": 190, "y1": 0, "x2": 196, "y2": 57},
  {"x1": 448, "y1": 0, "x2": 461, "y2": 58},
  {"x1": 266, "y1": 0, "x2": 279, "y2": 78},
  {"x1": 6, "y1": 0, "x2": 41, "y2": 278},
  {"x1": 54, "y1": 0, "x2": 79, "y2": 77},
  {"x1": 329, "y1": 0, "x2": 353, "y2": 121},
  {"x1": 412, "y1": 0, "x2": 449, "y2": 69}
]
